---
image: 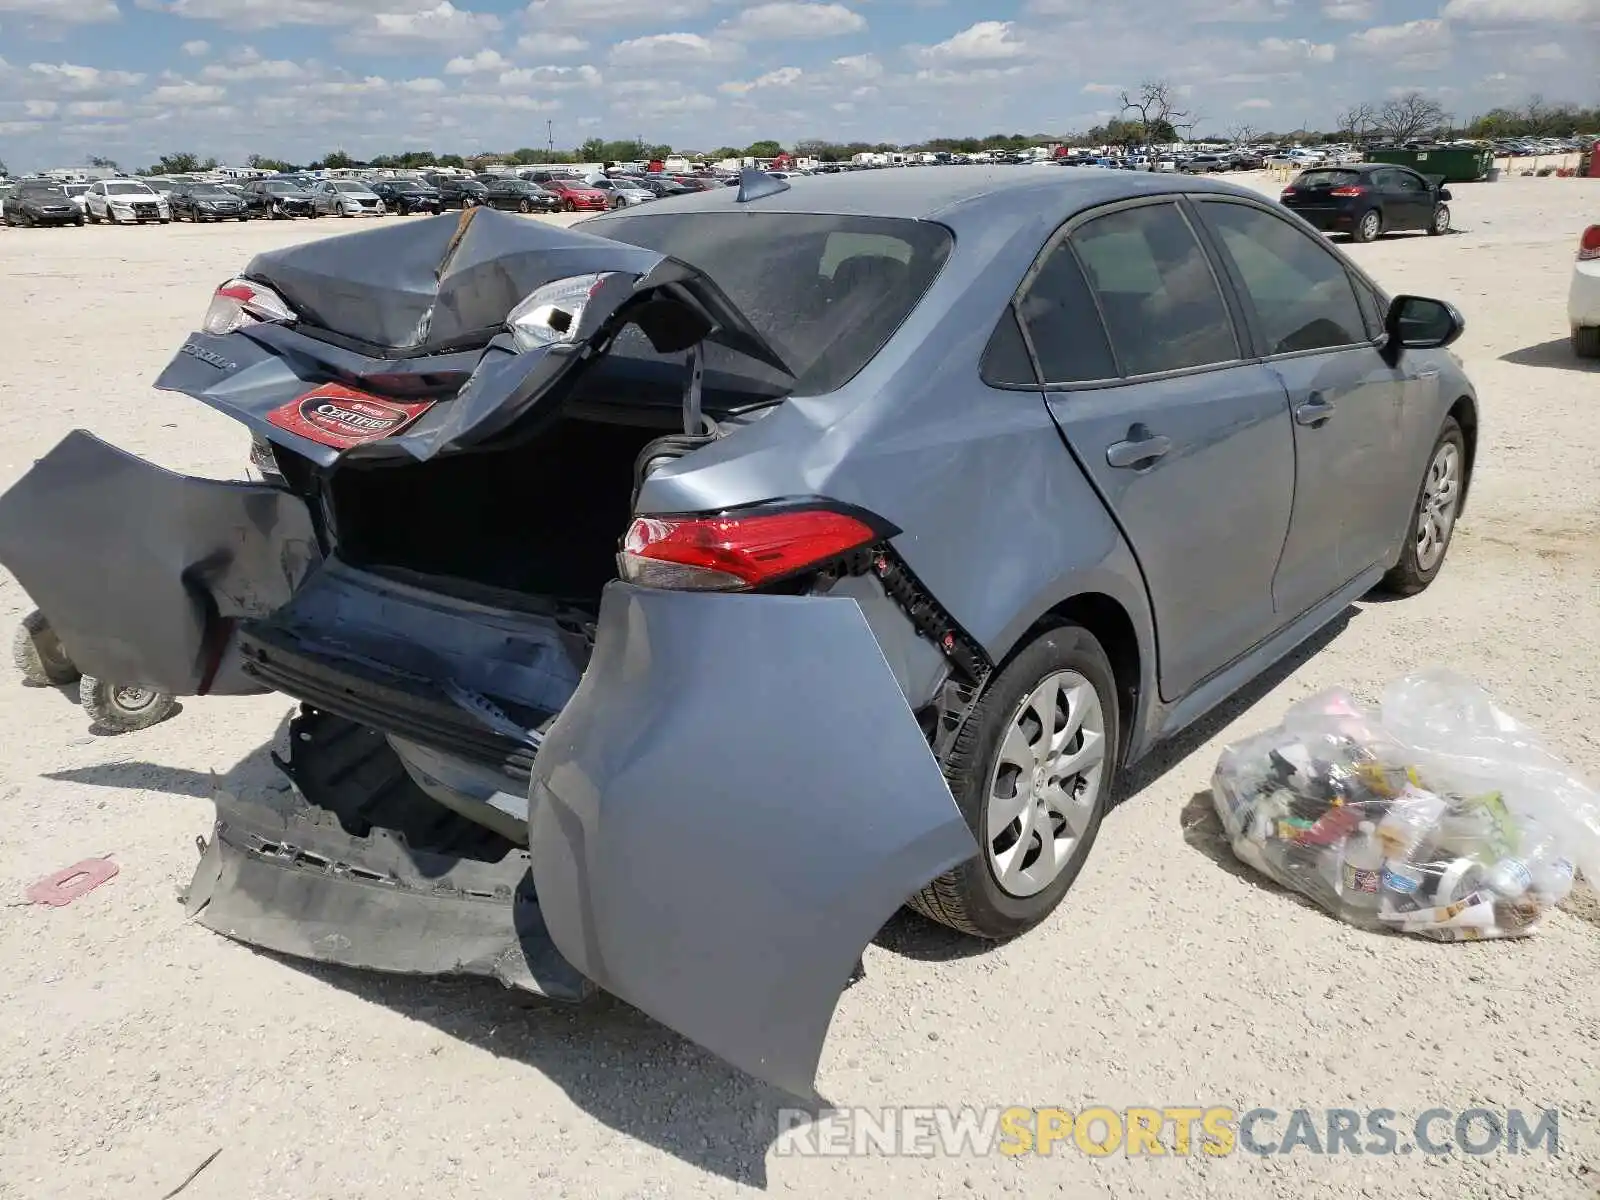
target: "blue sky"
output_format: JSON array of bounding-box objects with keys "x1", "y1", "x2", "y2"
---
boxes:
[{"x1": 0, "y1": 0, "x2": 1594, "y2": 169}]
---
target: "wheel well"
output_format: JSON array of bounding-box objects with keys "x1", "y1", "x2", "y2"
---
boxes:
[
  {"x1": 1449, "y1": 395, "x2": 1478, "y2": 516},
  {"x1": 1032, "y1": 593, "x2": 1141, "y2": 760}
]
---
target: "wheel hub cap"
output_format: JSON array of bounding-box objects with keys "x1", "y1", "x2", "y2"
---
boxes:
[
  {"x1": 1415, "y1": 441, "x2": 1461, "y2": 571},
  {"x1": 112, "y1": 685, "x2": 156, "y2": 712},
  {"x1": 986, "y1": 669, "x2": 1107, "y2": 898}
]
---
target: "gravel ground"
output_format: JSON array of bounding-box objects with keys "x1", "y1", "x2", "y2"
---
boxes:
[{"x1": 1, "y1": 177, "x2": 1597, "y2": 1200}]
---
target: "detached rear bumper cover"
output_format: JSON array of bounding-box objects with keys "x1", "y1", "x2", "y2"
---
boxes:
[{"x1": 529, "y1": 583, "x2": 977, "y2": 1097}]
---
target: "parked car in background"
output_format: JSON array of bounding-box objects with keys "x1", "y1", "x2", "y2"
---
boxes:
[
  {"x1": 1228, "y1": 151, "x2": 1266, "y2": 170},
  {"x1": 84, "y1": 179, "x2": 170, "y2": 225},
  {"x1": 2, "y1": 180, "x2": 85, "y2": 227},
  {"x1": 242, "y1": 178, "x2": 317, "y2": 219},
  {"x1": 1280, "y1": 163, "x2": 1451, "y2": 243},
  {"x1": 1180, "y1": 154, "x2": 1232, "y2": 174},
  {"x1": 481, "y1": 177, "x2": 562, "y2": 214},
  {"x1": 670, "y1": 174, "x2": 724, "y2": 192},
  {"x1": 586, "y1": 176, "x2": 655, "y2": 208},
  {"x1": 60, "y1": 182, "x2": 93, "y2": 216},
  {"x1": 1571, "y1": 222, "x2": 1600, "y2": 358},
  {"x1": 424, "y1": 174, "x2": 488, "y2": 209},
  {"x1": 370, "y1": 179, "x2": 443, "y2": 216},
  {"x1": 311, "y1": 179, "x2": 386, "y2": 218},
  {"x1": 630, "y1": 175, "x2": 696, "y2": 198},
  {"x1": 531, "y1": 174, "x2": 610, "y2": 212},
  {"x1": 168, "y1": 182, "x2": 250, "y2": 223}
]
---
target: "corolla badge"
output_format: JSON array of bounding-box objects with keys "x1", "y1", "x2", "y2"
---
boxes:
[{"x1": 179, "y1": 341, "x2": 237, "y2": 371}]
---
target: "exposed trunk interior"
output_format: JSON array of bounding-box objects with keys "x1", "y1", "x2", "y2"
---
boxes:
[{"x1": 325, "y1": 414, "x2": 666, "y2": 610}]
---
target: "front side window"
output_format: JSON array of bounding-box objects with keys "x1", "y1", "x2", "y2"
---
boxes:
[
  {"x1": 1198, "y1": 201, "x2": 1367, "y2": 355},
  {"x1": 1392, "y1": 171, "x2": 1429, "y2": 195},
  {"x1": 1069, "y1": 202, "x2": 1238, "y2": 376}
]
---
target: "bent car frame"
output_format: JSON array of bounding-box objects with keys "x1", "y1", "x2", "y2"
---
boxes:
[{"x1": 0, "y1": 168, "x2": 1478, "y2": 1097}]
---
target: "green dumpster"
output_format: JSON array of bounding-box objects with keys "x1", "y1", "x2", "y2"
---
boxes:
[{"x1": 1363, "y1": 145, "x2": 1494, "y2": 183}]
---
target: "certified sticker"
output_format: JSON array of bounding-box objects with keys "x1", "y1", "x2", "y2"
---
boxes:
[{"x1": 266, "y1": 383, "x2": 433, "y2": 448}]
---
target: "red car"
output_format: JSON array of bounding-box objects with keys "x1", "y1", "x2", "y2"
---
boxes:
[{"x1": 536, "y1": 177, "x2": 610, "y2": 212}]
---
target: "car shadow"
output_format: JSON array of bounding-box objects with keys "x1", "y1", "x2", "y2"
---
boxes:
[
  {"x1": 43, "y1": 711, "x2": 294, "y2": 797},
  {"x1": 1499, "y1": 338, "x2": 1599, "y2": 372}
]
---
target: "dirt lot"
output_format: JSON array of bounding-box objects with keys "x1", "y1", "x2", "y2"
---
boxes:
[{"x1": 2, "y1": 177, "x2": 1598, "y2": 1200}]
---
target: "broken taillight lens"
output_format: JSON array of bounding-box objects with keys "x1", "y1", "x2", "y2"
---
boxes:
[
  {"x1": 506, "y1": 272, "x2": 615, "y2": 352},
  {"x1": 1329, "y1": 186, "x2": 1368, "y2": 197},
  {"x1": 620, "y1": 503, "x2": 889, "y2": 591},
  {"x1": 202, "y1": 277, "x2": 296, "y2": 335},
  {"x1": 1579, "y1": 224, "x2": 1600, "y2": 262}
]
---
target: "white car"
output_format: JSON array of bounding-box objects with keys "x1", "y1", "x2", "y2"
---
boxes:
[
  {"x1": 63, "y1": 183, "x2": 91, "y2": 215},
  {"x1": 311, "y1": 179, "x2": 386, "y2": 218},
  {"x1": 586, "y1": 176, "x2": 656, "y2": 208},
  {"x1": 84, "y1": 180, "x2": 170, "y2": 225},
  {"x1": 1571, "y1": 222, "x2": 1600, "y2": 358}
]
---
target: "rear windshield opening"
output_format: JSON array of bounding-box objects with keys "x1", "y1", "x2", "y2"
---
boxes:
[
  {"x1": 1295, "y1": 169, "x2": 1363, "y2": 189},
  {"x1": 587, "y1": 211, "x2": 953, "y2": 396}
]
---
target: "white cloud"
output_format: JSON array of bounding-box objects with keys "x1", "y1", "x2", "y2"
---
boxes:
[
  {"x1": 1257, "y1": 36, "x2": 1336, "y2": 62},
  {"x1": 340, "y1": 1, "x2": 501, "y2": 50},
  {"x1": 908, "y1": 19, "x2": 1028, "y2": 64},
  {"x1": 831, "y1": 52, "x2": 881, "y2": 78},
  {"x1": 399, "y1": 76, "x2": 445, "y2": 92},
  {"x1": 1348, "y1": 18, "x2": 1450, "y2": 55},
  {"x1": 720, "y1": 2, "x2": 865, "y2": 39},
  {"x1": 24, "y1": 99, "x2": 59, "y2": 116},
  {"x1": 608, "y1": 31, "x2": 735, "y2": 65},
  {"x1": 523, "y1": 0, "x2": 708, "y2": 25},
  {"x1": 66, "y1": 99, "x2": 126, "y2": 116},
  {"x1": 27, "y1": 62, "x2": 146, "y2": 92},
  {"x1": 912, "y1": 65, "x2": 1027, "y2": 86},
  {"x1": 719, "y1": 66, "x2": 804, "y2": 94},
  {"x1": 1441, "y1": 0, "x2": 1597, "y2": 21},
  {"x1": 180, "y1": 38, "x2": 211, "y2": 54},
  {"x1": 497, "y1": 63, "x2": 602, "y2": 88},
  {"x1": 147, "y1": 81, "x2": 227, "y2": 103},
  {"x1": 201, "y1": 56, "x2": 306, "y2": 79},
  {"x1": 1321, "y1": 0, "x2": 1372, "y2": 17},
  {"x1": 514, "y1": 32, "x2": 587, "y2": 53},
  {"x1": 1081, "y1": 81, "x2": 1121, "y2": 94},
  {"x1": 1237, "y1": 97, "x2": 1272, "y2": 108},
  {"x1": 444, "y1": 47, "x2": 509, "y2": 72},
  {"x1": 0, "y1": 0, "x2": 118, "y2": 23}
]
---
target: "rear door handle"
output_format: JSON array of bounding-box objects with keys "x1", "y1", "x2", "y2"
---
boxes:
[
  {"x1": 1294, "y1": 394, "x2": 1336, "y2": 426},
  {"x1": 1105, "y1": 429, "x2": 1172, "y2": 469}
]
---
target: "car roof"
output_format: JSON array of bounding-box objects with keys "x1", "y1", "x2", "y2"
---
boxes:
[{"x1": 582, "y1": 165, "x2": 1263, "y2": 233}]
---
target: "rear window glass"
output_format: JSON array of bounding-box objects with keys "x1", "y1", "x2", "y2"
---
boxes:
[
  {"x1": 1294, "y1": 169, "x2": 1362, "y2": 189},
  {"x1": 589, "y1": 211, "x2": 953, "y2": 396}
]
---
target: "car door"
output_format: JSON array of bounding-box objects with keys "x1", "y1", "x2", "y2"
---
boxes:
[
  {"x1": 1020, "y1": 198, "x2": 1297, "y2": 701},
  {"x1": 1193, "y1": 197, "x2": 1407, "y2": 616},
  {"x1": 1388, "y1": 168, "x2": 1434, "y2": 230}
]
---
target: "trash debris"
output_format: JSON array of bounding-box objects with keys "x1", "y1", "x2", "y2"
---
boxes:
[
  {"x1": 24, "y1": 856, "x2": 119, "y2": 907},
  {"x1": 160, "y1": 1147, "x2": 222, "y2": 1200},
  {"x1": 1211, "y1": 670, "x2": 1597, "y2": 941}
]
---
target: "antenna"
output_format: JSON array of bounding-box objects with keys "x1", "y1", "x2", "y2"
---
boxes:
[{"x1": 735, "y1": 167, "x2": 790, "y2": 203}]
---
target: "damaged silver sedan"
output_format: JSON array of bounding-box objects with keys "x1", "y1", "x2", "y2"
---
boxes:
[{"x1": 0, "y1": 167, "x2": 1477, "y2": 1095}]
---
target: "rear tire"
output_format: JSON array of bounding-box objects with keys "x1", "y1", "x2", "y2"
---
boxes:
[
  {"x1": 1573, "y1": 326, "x2": 1600, "y2": 359},
  {"x1": 79, "y1": 676, "x2": 178, "y2": 733},
  {"x1": 1351, "y1": 208, "x2": 1382, "y2": 243},
  {"x1": 1378, "y1": 416, "x2": 1466, "y2": 596},
  {"x1": 518, "y1": 199, "x2": 532, "y2": 213},
  {"x1": 13, "y1": 610, "x2": 81, "y2": 687},
  {"x1": 907, "y1": 622, "x2": 1120, "y2": 939},
  {"x1": 1428, "y1": 203, "x2": 1450, "y2": 235}
]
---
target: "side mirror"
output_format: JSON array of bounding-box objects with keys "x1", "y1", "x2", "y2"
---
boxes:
[
  {"x1": 1438, "y1": 187, "x2": 1453, "y2": 201},
  {"x1": 1383, "y1": 295, "x2": 1465, "y2": 359}
]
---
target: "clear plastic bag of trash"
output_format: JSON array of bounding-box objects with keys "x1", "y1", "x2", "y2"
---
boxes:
[{"x1": 1210, "y1": 670, "x2": 1596, "y2": 941}]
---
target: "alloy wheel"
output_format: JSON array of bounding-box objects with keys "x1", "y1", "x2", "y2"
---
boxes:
[
  {"x1": 111, "y1": 685, "x2": 159, "y2": 714},
  {"x1": 1415, "y1": 440, "x2": 1461, "y2": 571},
  {"x1": 1360, "y1": 211, "x2": 1380, "y2": 241},
  {"x1": 985, "y1": 669, "x2": 1107, "y2": 898}
]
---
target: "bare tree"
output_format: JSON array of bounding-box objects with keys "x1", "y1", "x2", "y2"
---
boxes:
[
  {"x1": 1336, "y1": 101, "x2": 1377, "y2": 143},
  {"x1": 1176, "y1": 110, "x2": 1205, "y2": 143},
  {"x1": 1119, "y1": 80, "x2": 1190, "y2": 147},
  {"x1": 1225, "y1": 123, "x2": 1259, "y2": 147},
  {"x1": 1375, "y1": 92, "x2": 1447, "y2": 144}
]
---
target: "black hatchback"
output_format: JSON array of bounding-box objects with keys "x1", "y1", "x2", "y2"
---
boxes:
[
  {"x1": 3, "y1": 182, "x2": 84, "y2": 228},
  {"x1": 370, "y1": 180, "x2": 443, "y2": 216},
  {"x1": 1279, "y1": 163, "x2": 1452, "y2": 243}
]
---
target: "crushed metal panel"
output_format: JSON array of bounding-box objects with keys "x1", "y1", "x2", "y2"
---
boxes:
[
  {"x1": 529, "y1": 583, "x2": 976, "y2": 1097},
  {"x1": 0, "y1": 430, "x2": 320, "y2": 695}
]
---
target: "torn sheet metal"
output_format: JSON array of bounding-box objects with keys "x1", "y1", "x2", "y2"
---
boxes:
[
  {"x1": 186, "y1": 711, "x2": 590, "y2": 1001},
  {"x1": 0, "y1": 430, "x2": 320, "y2": 695},
  {"x1": 528, "y1": 582, "x2": 977, "y2": 1097}
]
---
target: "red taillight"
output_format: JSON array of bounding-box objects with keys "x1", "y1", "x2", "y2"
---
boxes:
[
  {"x1": 1280, "y1": 188, "x2": 1297, "y2": 198},
  {"x1": 1329, "y1": 186, "x2": 1367, "y2": 197},
  {"x1": 202, "y1": 276, "x2": 296, "y2": 336},
  {"x1": 1580, "y1": 224, "x2": 1600, "y2": 262},
  {"x1": 620, "y1": 504, "x2": 889, "y2": 591}
]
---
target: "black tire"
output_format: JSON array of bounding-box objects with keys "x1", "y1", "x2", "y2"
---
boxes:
[
  {"x1": 78, "y1": 676, "x2": 178, "y2": 733},
  {"x1": 563, "y1": 199, "x2": 576, "y2": 212},
  {"x1": 1427, "y1": 203, "x2": 1450, "y2": 235},
  {"x1": 74, "y1": 216, "x2": 85, "y2": 227},
  {"x1": 1378, "y1": 415, "x2": 1466, "y2": 596},
  {"x1": 1351, "y1": 207, "x2": 1382, "y2": 243},
  {"x1": 907, "y1": 622, "x2": 1120, "y2": 939},
  {"x1": 518, "y1": 199, "x2": 532, "y2": 213},
  {"x1": 86, "y1": 208, "x2": 99, "y2": 225},
  {"x1": 13, "y1": 610, "x2": 81, "y2": 686},
  {"x1": 1572, "y1": 326, "x2": 1600, "y2": 359}
]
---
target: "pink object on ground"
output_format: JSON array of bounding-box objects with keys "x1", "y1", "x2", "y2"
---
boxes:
[{"x1": 25, "y1": 857, "x2": 118, "y2": 906}]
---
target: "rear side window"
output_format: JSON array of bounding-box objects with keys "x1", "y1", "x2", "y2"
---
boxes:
[
  {"x1": 1070, "y1": 203, "x2": 1238, "y2": 377},
  {"x1": 1198, "y1": 201, "x2": 1366, "y2": 355},
  {"x1": 1295, "y1": 169, "x2": 1362, "y2": 189},
  {"x1": 1014, "y1": 242, "x2": 1116, "y2": 384},
  {"x1": 591, "y1": 211, "x2": 953, "y2": 396}
]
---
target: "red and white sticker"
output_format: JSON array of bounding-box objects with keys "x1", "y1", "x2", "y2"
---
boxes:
[{"x1": 266, "y1": 383, "x2": 434, "y2": 449}]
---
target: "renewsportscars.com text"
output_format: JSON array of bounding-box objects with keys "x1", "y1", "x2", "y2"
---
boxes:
[{"x1": 774, "y1": 1106, "x2": 1560, "y2": 1158}]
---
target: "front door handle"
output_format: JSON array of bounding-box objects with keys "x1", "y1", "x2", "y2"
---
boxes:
[
  {"x1": 1294, "y1": 394, "x2": 1336, "y2": 426},
  {"x1": 1105, "y1": 427, "x2": 1172, "y2": 469}
]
